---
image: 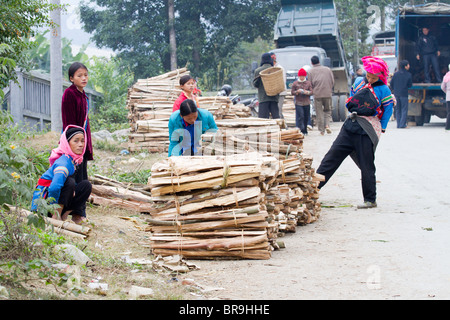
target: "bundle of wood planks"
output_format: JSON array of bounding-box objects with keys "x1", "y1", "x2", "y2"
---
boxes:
[
  {"x1": 145, "y1": 153, "x2": 280, "y2": 260},
  {"x1": 201, "y1": 118, "x2": 304, "y2": 160},
  {"x1": 275, "y1": 154, "x2": 324, "y2": 228}
]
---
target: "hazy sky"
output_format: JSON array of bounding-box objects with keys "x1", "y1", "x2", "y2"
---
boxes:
[{"x1": 58, "y1": 0, "x2": 114, "y2": 57}]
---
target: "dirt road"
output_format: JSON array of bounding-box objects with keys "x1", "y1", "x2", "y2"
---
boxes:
[{"x1": 189, "y1": 117, "x2": 450, "y2": 300}]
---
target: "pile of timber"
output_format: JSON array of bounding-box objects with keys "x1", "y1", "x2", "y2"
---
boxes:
[
  {"x1": 145, "y1": 154, "x2": 280, "y2": 260},
  {"x1": 201, "y1": 118, "x2": 303, "y2": 160},
  {"x1": 276, "y1": 154, "x2": 324, "y2": 228},
  {"x1": 282, "y1": 94, "x2": 297, "y2": 128},
  {"x1": 127, "y1": 68, "x2": 243, "y2": 153}
]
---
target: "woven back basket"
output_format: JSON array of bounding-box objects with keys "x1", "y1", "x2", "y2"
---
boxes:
[{"x1": 260, "y1": 66, "x2": 285, "y2": 96}]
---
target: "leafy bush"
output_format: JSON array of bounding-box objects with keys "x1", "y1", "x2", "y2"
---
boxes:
[
  {"x1": 0, "y1": 110, "x2": 49, "y2": 206},
  {"x1": 87, "y1": 56, "x2": 134, "y2": 132}
]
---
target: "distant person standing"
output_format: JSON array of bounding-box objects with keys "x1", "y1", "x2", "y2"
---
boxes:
[
  {"x1": 308, "y1": 55, "x2": 334, "y2": 135},
  {"x1": 291, "y1": 68, "x2": 313, "y2": 135},
  {"x1": 441, "y1": 64, "x2": 450, "y2": 131},
  {"x1": 352, "y1": 67, "x2": 365, "y2": 84},
  {"x1": 270, "y1": 51, "x2": 287, "y2": 122},
  {"x1": 416, "y1": 26, "x2": 442, "y2": 83},
  {"x1": 390, "y1": 60, "x2": 413, "y2": 128},
  {"x1": 253, "y1": 53, "x2": 280, "y2": 119}
]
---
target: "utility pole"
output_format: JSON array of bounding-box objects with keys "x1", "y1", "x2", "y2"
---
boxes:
[{"x1": 50, "y1": 0, "x2": 62, "y2": 133}]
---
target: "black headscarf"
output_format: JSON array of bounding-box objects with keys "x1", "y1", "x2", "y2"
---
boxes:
[
  {"x1": 66, "y1": 127, "x2": 85, "y2": 142},
  {"x1": 260, "y1": 53, "x2": 273, "y2": 66}
]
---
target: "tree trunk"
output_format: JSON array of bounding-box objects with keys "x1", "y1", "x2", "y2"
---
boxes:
[{"x1": 167, "y1": 0, "x2": 177, "y2": 70}]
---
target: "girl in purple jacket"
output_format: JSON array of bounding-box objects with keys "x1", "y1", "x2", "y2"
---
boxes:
[{"x1": 62, "y1": 62, "x2": 93, "y2": 181}]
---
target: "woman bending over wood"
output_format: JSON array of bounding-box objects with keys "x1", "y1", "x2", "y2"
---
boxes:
[{"x1": 168, "y1": 99, "x2": 218, "y2": 157}]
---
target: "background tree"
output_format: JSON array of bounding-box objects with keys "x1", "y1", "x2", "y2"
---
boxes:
[
  {"x1": 24, "y1": 30, "x2": 89, "y2": 80},
  {"x1": 80, "y1": 0, "x2": 280, "y2": 90},
  {"x1": 80, "y1": 0, "x2": 170, "y2": 80},
  {"x1": 0, "y1": 0, "x2": 60, "y2": 92}
]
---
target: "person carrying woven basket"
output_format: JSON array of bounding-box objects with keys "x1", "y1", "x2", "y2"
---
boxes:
[{"x1": 253, "y1": 53, "x2": 280, "y2": 119}]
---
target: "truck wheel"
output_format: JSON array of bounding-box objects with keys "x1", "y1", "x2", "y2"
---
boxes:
[
  {"x1": 415, "y1": 114, "x2": 425, "y2": 126},
  {"x1": 331, "y1": 96, "x2": 339, "y2": 122},
  {"x1": 339, "y1": 95, "x2": 348, "y2": 121},
  {"x1": 424, "y1": 110, "x2": 431, "y2": 124}
]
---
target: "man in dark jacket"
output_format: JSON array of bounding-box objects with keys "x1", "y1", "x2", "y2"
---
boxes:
[
  {"x1": 416, "y1": 27, "x2": 442, "y2": 83},
  {"x1": 390, "y1": 60, "x2": 413, "y2": 128},
  {"x1": 253, "y1": 53, "x2": 280, "y2": 119}
]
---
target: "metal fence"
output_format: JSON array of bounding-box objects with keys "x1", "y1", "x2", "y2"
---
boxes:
[{"x1": 3, "y1": 70, "x2": 101, "y2": 131}]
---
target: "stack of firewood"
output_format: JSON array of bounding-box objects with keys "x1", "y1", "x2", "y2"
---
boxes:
[
  {"x1": 201, "y1": 118, "x2": 304, "y2": 160},
  {"x1": 282, "y1": 94, "x2": 297, "y2": 128},
  {"x1": 276, "y1": 154, "x2": 324, "y2": 227},
  {"x1": 145, "y1": 153, "x2": 280, "y2": 260}
]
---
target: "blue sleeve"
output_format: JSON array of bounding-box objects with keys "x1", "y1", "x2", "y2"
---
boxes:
[
  {"x1": 168, "y1": 113, "x2": 183, "y2": 157},
  {"x1": 351, "y1": 77, "x2": 365, "y2": 97},
  {"x1": 207, "y1": 112, "x2": 218, "y2": 131},
  {"x1": 379, "y1": 86, "x2": 394, "y2": 130},
  {"x1": 47, "y1": 157, "x2": 73, "y2": 204}
]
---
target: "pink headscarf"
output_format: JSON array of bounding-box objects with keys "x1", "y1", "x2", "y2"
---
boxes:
[
  {"x1": 361, "y1": 56, "x2": 390, "y2": 85},
  {"x1": 49, "y1": 125, "x2": 86, "y2": 166}
]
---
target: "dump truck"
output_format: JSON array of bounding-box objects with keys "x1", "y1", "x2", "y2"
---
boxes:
[
  {"x1": 272, "y1": 0, "x2": 351, "y2": 122},
  {"x1": 396, "y1": 3, "x2": 450, "y2": 125}
]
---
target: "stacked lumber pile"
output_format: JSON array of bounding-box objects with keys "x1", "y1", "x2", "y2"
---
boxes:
[
  {"x1": 276, "y1": 154, "x2": 324, "y2": 227},
  {"x1": 222, "y1": 103, "x2": 252, "y2": 119},
  {"x1": 145, "y1": 154, "x2": 280, "y2": 260},
  {"x1": 126, "y1": 68, "x2": 234, "y2": 153},
  {"x1": 297, "y1": 154, "x2": 324, "y2": 224},
  {"x1": 201, "y1": 118, "x2": 304, "y2": 160},
  {"x1": 281, "y1": 94, "x2": 297, "y2": 128}
]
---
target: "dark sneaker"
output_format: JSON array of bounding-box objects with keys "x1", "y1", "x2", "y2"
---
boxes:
[{"x1": 357, "y1": 201, "x2": 377, "y2": 209}]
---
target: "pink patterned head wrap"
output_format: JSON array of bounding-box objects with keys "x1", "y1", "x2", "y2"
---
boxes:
[
  {"x1": 361, "y1": 56, "x2": 390, "y2": 85},
  {"x1": 49, "y1": 125, "x2": 86, "y2": 166}
]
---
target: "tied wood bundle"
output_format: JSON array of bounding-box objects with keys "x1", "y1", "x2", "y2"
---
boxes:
[
  {"x1": 201, "y1": 118, "x2": 304, "y2": 160},
  {"x1": 126, "y1": 68, "x2": 235, "y2": 153},
  {"x1": 282, "y1": 94, "x2": 297, "y2": 128},
  {"x1": 145, "y1": 154, "x2": 280, "y2": 260},
  {"x1": 275, "y1": 154, "x2": 325, "y2": 226}
]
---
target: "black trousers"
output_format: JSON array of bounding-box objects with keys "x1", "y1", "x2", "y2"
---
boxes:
[
  {"x1": 317, "y1": 124, "x2": 377, "y2": 203},
  {"x1": 59, "y1": 177, "x2": 92, "y2": 217},
  {"x1": 446, "y1": 101, "x2": 450, "y2": 130},
  {"x1": 259, "y1": 101, "x2": 280, "y2": 119},
  {"x1": 395, "y1": 96, "x2": 409, "y2": 128},
  {"x1": 295, "y1": 105, "x2": 310, "y2": 134},
  {"x1": 73, "y1": 156, "x2": 89, "y2": 216},
  {"x1": 423, "y1": 53, "x2": 442, "y2": 83}
]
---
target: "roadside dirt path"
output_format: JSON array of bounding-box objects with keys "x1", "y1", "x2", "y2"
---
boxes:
[{"x1": 187, "y1": 118, "x2": 450, "y2": 300}]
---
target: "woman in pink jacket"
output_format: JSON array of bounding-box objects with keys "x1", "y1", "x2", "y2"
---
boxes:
[{"x1": 441, "y1": 64, "x2": 450, "y2": 131}]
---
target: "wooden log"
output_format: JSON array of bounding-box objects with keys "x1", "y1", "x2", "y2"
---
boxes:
[{"x1": 7, "y1": 206, "x2": 90, "y2": 239}]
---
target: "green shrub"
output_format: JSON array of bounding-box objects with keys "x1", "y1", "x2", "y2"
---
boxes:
[{"x1": 0, "y1": 110, "x2": 49, "y2": 207}]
